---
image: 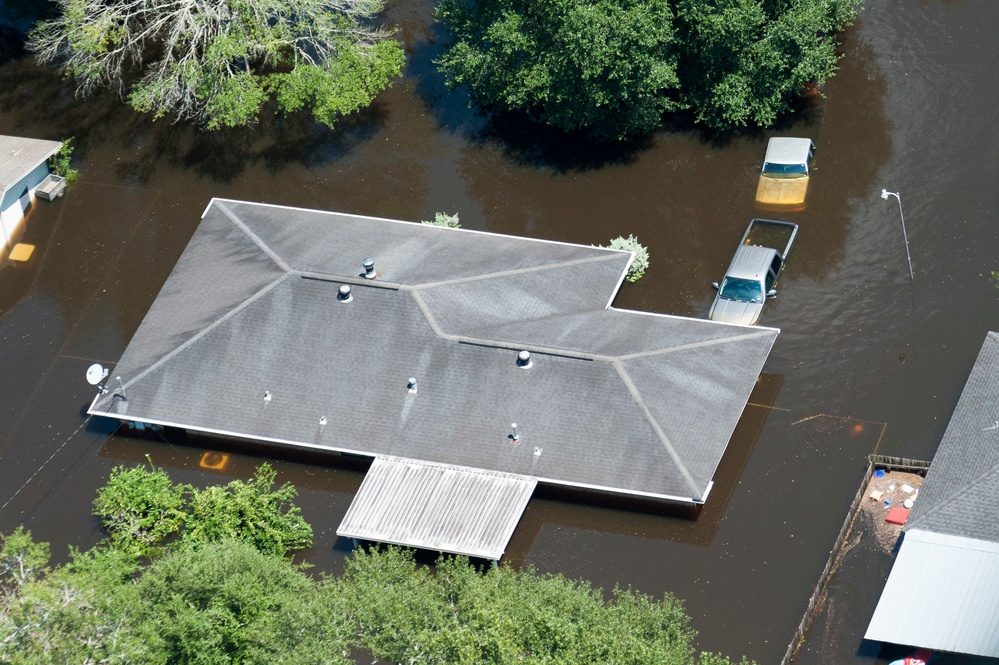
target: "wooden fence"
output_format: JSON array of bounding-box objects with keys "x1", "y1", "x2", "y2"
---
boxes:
[{"x1": 779, "y1": 455, "x2": 931, "y2": 664}]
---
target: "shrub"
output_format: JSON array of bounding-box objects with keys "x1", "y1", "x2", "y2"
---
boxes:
[
  {"x1": 600, "y1": 235, "x2": 650, "y2": 282},
  {"x1": 421, "y1": 212, "x2": 461, "y2": 228}
]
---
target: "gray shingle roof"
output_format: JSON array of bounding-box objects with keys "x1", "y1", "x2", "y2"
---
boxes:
[
  {"x1": 90, "y1": 199, "x2": 778, "y2": 503},
  {"x1": 0, "y1": 135, "x2": 62, "y2": 194},
  {"x1": 906, "y1": 331, "x2": 999, "y2": 540}
]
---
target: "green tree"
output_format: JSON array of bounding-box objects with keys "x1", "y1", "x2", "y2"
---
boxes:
[
  {"x1": 436, "y1": 0, "x2": 681, "y2": 140},
  {"x1": 28, "y1": 0, "x2": 405, "y2": 129},
  {"x1": 0, "y1": 546, "x2": 145, "y2": 663},
  {"x1": 132, "y1": 539, "x2": 321, "y2": 664},
  {"x1": 184, "y1": 464, "x2": 313, "y2": 556},
  {"x1": 0, "y1": 527, "x2": 49, "y2": 591},
  {"x1": 675, "y1": 0, "x2": 862, "y2": 129},
  {"x1": 93, "y1": 461, "x2": 189, "y2": 557},
  {"x1": 345, "y1": 546, "x2": 743, "y2": 664}
]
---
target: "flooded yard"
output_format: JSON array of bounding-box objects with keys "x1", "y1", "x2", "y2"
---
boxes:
[{"x1": 1, "y1": 1, "x2": 998, "y2": 662}]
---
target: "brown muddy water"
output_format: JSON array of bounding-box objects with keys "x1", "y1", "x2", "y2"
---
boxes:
[{"x1": 1, "y1": 1, "x2": 997, "y2": 663}]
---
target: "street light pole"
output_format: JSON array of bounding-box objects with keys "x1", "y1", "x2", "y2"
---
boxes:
[{"x1": 881, "y1": 189, "x2": 914, "y2": 282}]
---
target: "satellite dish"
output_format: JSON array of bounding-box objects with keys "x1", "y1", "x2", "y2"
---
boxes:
[{"x1": 86, "y1": 363, "x2": 108, "y2": 386}]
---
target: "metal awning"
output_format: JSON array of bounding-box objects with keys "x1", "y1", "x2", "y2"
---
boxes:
[{"x1": 337, "y1": 456, "x2": 537, "y2": 561}]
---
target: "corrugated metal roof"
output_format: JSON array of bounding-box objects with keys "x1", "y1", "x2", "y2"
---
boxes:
[
  {"x1": 337, "y1": 456, "x2": 537, "y2": 561},
  {"x1": 865, "y1": 529, "x2": 999, "y2": 657},
  {"x1": 866, "y1": 331, "x2": 999, "y2": 656},
  {"x1": 0, "y1": 135, "x2": 62, "y2": 194}
]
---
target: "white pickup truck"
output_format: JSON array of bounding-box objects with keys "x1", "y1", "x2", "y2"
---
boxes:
[{"x1": 709, "y1": 218, "x2": 799, "y2": 326}]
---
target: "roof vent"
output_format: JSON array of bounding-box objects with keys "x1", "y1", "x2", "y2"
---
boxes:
[
  {"x1": 337, "y1": 285, "x2": 352, "y2": 302},
  {"x1": 516, "y1": 350, "x2": 532, "y2": 368},
  {"x1": 263, "y1": 390, "x2": 272, "y2": 402},
  {"x1": 407, "y1": 377, "x2": 418, "y2": 394},
  {"x1": 319, "y1": 416, "x2": 327, "y2": 427},
  {"x1": 362, "y1": 258, "x2": 376, "y2": 279}
]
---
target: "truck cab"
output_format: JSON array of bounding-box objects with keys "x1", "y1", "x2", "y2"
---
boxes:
[
  {"x1": 755, "y1": 137, "x2": 815, "y2": 210},
  {"x1": 709, "y1": 218, "x2": 798, "y2": 326}
]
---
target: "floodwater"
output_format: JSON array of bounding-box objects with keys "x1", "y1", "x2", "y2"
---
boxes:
[{"x1": 1, "y1": 1, "x2": 997, "y2": 663}]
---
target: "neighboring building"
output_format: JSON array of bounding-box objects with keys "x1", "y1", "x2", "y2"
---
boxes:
[
  {"x1": 865, "y1": 331, "x2": 999, "y2": 658},
  {"x1": 89, "y1": 199, "x2": 778, "y2": 560},
  {"x1": 0, "y1": 135, "x2": 62, "y2": 249}
]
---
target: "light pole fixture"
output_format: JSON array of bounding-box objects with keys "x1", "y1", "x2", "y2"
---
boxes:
[{"x1": 880, "y1": 189, "x2": 914, "y2": 282}]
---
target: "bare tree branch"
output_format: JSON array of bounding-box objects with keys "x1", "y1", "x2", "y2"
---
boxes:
[{"x1": 28, "y1": 0, "x2": 405, "y2": 128}]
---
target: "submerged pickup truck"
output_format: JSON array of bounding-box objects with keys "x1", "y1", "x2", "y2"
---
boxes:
[
  {"x1": 709, "y1": 218, "x2": 799, "y2": 326},
  {"x1": 755, "y1": 137, "x2": 815, "y2": 211}
]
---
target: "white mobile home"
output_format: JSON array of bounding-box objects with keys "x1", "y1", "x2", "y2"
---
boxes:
[{"x1": 0, "y1": 135, "x2": 63, "y2": 250}]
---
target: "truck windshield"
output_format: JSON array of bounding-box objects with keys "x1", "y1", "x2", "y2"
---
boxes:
[
  {"x1": 719, "y1": 277, "x2": 764, "y2": 303},
  {"x1": 762, "y1": 162, "x2": 807, "y2": 176}
]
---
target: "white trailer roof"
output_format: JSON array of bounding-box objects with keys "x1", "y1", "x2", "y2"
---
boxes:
[{"x1": 865, "y1": 529, "x2": 999, "y2": 657}]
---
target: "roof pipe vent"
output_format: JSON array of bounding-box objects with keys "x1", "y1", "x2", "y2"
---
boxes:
[
  {"x1": 362, "y1": 258, "x2": 376, "y2": 279},
  {"x1": 407, "y1": 377, "x2": 418, "y2": 394},
  {"x1": 516, "y1": 350, "x2": 533, "y2": 368},
  {"x1": 337, "y1": 285, "x2": 352, "y2": 302}
]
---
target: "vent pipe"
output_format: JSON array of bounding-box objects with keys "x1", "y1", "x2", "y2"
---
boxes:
[
  {"x1": 516, "y1": 350, "x2": 532, "y2": 368},
  {"x1": 337, "y1": 285, "x2": 352, "y2": 302},
  {"x1": 362, "y1": 258, "x2": 376, "y2": 279},
  {"x1": 511, "y1": 423, "x2": 520, "y2": 441},
  {"x1": 263, "y1": 390, "x2": 272, "y2": 402},
  {"x1": 407, "y1": 377, "x2": 418, "y2": 394}
]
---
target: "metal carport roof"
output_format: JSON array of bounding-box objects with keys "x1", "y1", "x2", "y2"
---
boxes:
[{"x1": 337, "y1": 456, "x2": 537, "y2": 561}]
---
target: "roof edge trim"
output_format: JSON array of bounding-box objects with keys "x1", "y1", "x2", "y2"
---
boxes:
[
  {"x1": 82, "y1": 413, "x2": 701, "y2": 503},
  {"x1": 92, "y1": 273, "x2": 291, "y2": 404}
]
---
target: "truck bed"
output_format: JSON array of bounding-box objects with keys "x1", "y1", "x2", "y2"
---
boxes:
[{"x1": 739, "y1": 218, "x2": 798, "y2": 258}]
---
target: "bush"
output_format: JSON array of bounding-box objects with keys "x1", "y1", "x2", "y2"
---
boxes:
[
  {"x1": 421, "y1": 212, "x2": 461, "y2": 228},
  {"x1": 48, "y1": 138, "x2": 78, "y2": 184},
  {"x1": 600, "y1": 235, "x2": 650, "y2": 282}
]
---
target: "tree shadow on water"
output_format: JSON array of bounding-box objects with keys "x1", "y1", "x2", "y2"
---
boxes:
[
  {"x1": 0, "y1": 51, "x2": 390, "y2": 187},
  {"x1": 169, "y1": 103, "x2": 390, "y2": 185}
]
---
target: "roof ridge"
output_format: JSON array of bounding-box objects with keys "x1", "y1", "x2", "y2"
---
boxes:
[
  {"x1": 908, "y1": 451, "x2": 999, "y2": 531},
  {"x1": 617, "y1": 329, "x2": 777, "y2": 361},
  {"x1": 612, "y1": 361, "x2": 700, "y2": 499},
  {"x1": 214, "y1": 201, "x2": 292, "y2": 272},
  {"x1": 908, "y1": 331, "x2": 999, "y2": 530},
  {"x1": 410, "y1": 253, "x2": 626, "y2": 291},
  {"x1": 408, "y1": 289, "x2": 597, "y2": 360},
  {"x1": 108, "y1": 274, "x2": 291, "y2": 396}
]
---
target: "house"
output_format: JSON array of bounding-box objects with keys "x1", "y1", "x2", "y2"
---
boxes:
[
  {"x1": 0, "y1": 135, "x2": 62, "y2": 251},
  {"x1": 865, "y1": 331, "x2": 999, "y2": 658},
  {"x1": 89, "y1": 199, "x2": 779, "y2": 561}
]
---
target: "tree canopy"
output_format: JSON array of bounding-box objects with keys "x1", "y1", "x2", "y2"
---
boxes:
[
  {"x1": 675, "y1": 0, "x2": 862, "y2": 129},
  {"x1": 93, "y1": 461, "x2": 313, "y2": 557},
  {"x1": 436, "y1": 0, "x2": 862, "y2": 137},
  {"x1": 28, "y1": 0, "x2": 406, "y2": 129},
  {"x1": 436, "y1": 0, "x2": 680, "y2": 140},
  {"x1": 0, "y1": 464, "x2": 755, "y2": 664}
]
